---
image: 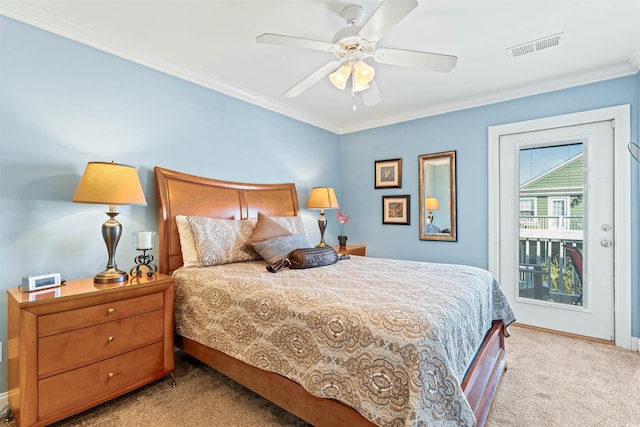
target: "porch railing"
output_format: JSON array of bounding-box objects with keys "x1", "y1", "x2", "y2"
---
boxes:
[{"x1": 520, "y1": 216, "x2": 583, "y2": 231}]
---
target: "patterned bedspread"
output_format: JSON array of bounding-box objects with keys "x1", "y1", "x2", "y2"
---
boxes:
[{"x1": 172, "y1": 256, "x2": 515, "y2": 427}]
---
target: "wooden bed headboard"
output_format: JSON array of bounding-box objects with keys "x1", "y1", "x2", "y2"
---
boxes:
[{"x1": 154, "y1": 167, "x2": 300, "y2": 274}]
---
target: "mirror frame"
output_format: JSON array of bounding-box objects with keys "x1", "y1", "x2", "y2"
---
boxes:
[{"x1": 418, "y1": 150, "x2": 457, "y2": 241}]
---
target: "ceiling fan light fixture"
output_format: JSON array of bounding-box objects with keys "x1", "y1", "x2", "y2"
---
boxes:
[
  {"x1": 354, "y1": 61, "x2": 375, "y2": 85},
  {"x1": 352, "y1": 78, "x2": 369, "y2": 93},
  {"x1": 257, "y1": 0, "x2": 455, "y2": 103},
  {"x1": 329, "y1": 65, "x2": 352, "y2": 90}
]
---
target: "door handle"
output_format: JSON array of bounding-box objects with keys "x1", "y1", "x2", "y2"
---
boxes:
[{"x1": 601, "y1": 239, "x2": 612, "y2": 247}]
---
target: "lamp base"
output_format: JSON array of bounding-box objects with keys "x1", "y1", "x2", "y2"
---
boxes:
[
  {"x1": 95, "y1": 210, "x2": 127, "y2": 284},
  {"x1": 93, "y1": 268, "x2": 128, "y2": 284},
  {"x1": 316, "y1": 210, "x2": 329, "y2": 247}
]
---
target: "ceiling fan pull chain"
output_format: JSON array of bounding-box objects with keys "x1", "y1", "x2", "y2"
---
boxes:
[{"x1": 352, "y1": 91, "x2": 357, "y2": 111}]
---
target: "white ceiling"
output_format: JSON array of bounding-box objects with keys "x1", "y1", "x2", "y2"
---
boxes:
[{"x1": 2, "y1": 0, "x2": 639, "y2": 134}]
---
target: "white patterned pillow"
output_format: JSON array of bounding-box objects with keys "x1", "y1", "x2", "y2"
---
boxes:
[
  {"x1": 187, "y1": 216, "x2": 260, "y2": 267},
  {"x1": 270, "y1": 216, "x2": 307, "y2": 237}
]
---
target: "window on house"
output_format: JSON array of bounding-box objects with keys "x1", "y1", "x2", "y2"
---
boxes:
[
  {"x1": 549, "y1": 197, "x2": 570, "y2": 229},
  {"x1": 520, "y1": 198, "x2": 535, "y2": 216}
]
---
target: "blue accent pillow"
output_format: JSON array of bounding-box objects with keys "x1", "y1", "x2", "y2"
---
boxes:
[{"x1": 252, "y1": 234, "x2": 313, "y2": 264}]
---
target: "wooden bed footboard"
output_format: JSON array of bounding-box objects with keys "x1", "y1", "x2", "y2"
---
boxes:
[
  {"x1": 462, "y1": 321, "x2": 507, "y2": 427},
  {"x1": 175, "y1": 320, "x2": 506, "y2": 427}
]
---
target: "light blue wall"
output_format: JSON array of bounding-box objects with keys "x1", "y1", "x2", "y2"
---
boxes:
[
  {"x1": 1, "y1": 15, "x2": 639, "y2": 398},
  {"x1": 0, "y1": 17, "x2": 340, "y2": 393},
  {"x1": 339, "y1": 75, "x2": 639, "y2": 334}
]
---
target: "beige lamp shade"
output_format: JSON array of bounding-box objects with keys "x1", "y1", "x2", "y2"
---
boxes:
[
  {"x1": 425, "y1": 197, "x2": 440, "y2": 211},
  {"x1": 73, "y1": 161, "x2": 147, "y2": 206},
  {"x1": 307, "y1": 187, "x2": 339, "y2": 210}
]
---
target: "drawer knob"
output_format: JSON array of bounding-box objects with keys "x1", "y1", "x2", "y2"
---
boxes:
[
  {"x1": 108, "y1": 336, "x2": 115, "y2": 342},
  {"x1": 108, "y1": 372, "x2": 115, "y2": 378},
  {"x1": 107, "y1": 308, "x2": 115, "y2": 314}
]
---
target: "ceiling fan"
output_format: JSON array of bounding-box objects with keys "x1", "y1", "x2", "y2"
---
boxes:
[{"x1": 256, "y1": 0, "x2": 457, "y2": 108}]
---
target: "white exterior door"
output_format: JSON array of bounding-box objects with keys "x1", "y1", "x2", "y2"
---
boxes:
[
  {"x1": 488, "y1": 105, "x2": 632, "y2": 347},
  {"x1": 499, "y1": 122, "x2": 613, "y2": 340}
]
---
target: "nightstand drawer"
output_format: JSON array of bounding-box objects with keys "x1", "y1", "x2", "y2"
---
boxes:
[
  {"x1": 38, "y1": 341, "x2": 164, "y2": 420},
  {"x1": 38, "y1": 292, "x2": 164, "y2": 336},
  {"x1": 38, "y1": 309, "x2": 164, "y2": 377}
]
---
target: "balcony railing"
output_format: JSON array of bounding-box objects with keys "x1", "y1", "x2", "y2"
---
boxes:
[{"x1": 520, "y1": 216, "x2": 583, "y2": 231}]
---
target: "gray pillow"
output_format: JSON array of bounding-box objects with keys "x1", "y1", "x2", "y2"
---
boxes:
[{"x1": 252, "y1": 234, "x2": 313, "y2": 264}]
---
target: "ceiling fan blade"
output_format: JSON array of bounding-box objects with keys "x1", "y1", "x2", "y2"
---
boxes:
[
  {"x1": 257, "y1": 33, "x2": 338, "y2": 53},
  {"x1": 358, "y1": 0, "x2": 418, "y2": 43},
  {"x1": 283, "y1": 61, "x2": 342, "y2": 98},
  {"x1": 360, "y1": 79, "x2": 381, "y2": 107},
  {"x1": 374, "y1": 48, "x2": 457, "y2": 72}
]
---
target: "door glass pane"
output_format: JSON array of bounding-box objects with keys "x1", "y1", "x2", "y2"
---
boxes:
[{"x1": 518, "y1": 143, "x2": 584, "y2": 306}]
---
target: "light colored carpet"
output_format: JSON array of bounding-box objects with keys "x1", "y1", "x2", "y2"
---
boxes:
[
  {"x1": 6, "y1": 326, "x2": 640, "y2": 426},
  {"x1": 487, "y1": 326, "x2": 640, "y2": 427}
]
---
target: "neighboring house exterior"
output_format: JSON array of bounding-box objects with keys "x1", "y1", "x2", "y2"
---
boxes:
[
  {"x1": 519, "y1": 152, "x2": 584, "y2": 304},
  {"x1": 520, "y1": 152, "x2": 583, "y2": 242}
]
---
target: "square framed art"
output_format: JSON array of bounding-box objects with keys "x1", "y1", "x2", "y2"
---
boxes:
[
  {"x1": 382, "y1": 195, "x2": 410, "y2": 225},
  {"x1": 375, "y1": 158, "x2": 402, "y2": 188}
]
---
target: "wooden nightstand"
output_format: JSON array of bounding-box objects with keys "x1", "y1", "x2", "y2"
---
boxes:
[
  {"x1": 7, "y1": 273, "x2": 175, "y2": 427},
  {"x1": 332, "y1": 244, "x2": 366, "y2": 256}
]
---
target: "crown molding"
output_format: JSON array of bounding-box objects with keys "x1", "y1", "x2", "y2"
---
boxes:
[
  {"x1": 2, "y1": 2, "x2": 639, "y2": 136},
  {"x1": 337, "y1": 62, "x2": 639, "y2": 134}
]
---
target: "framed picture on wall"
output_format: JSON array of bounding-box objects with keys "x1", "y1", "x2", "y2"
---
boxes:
[
  {"x1": 375, "y1": 158, "x2": 402, "y2": 188},
  {"x1": 382, "y1": 195, "x2": 410, "y2": 225}
]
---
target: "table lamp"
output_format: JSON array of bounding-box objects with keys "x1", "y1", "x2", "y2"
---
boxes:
[
  {"x1": 73, "y1": 161, "x2": 147, "y2": 284},
  {"x1": 425, "y1": 197, "x2": 440, "y2": 224},
  {"x1": 307, "y1": 187, "x2": 339, "y2": 247}
]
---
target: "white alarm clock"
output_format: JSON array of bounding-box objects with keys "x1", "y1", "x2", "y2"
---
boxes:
[{"x1": 21, "y1": 273, "x2": 62, "y2": 292}]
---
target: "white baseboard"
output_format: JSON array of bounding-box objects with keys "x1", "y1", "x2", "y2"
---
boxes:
[{"x1": 632, "y1": 337, "x2": 639, "y2": 355}]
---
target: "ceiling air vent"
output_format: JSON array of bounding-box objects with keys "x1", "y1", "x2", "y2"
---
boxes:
[{"x1": 507, "y1": 32, "x2": 564, "y2": 58}]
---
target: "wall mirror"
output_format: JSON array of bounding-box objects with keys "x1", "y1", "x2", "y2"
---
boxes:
[{"x1": 419, "y1": 151, "x2": 457, "y2": 241}]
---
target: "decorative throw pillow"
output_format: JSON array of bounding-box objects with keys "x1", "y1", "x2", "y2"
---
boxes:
[
  {"x1": 187, "y1": 216, "x2": 260, "y2": 267},
  {"x1": 287, "y1": 247, "x2": 338, "y2": 269},
  {"x1": 267, "y1": 247, "x2": 339, "y2": 273},
  {"x1": 251, "y1": 234, "x2": 313, "y2": 265},
  {"x1": 175, "y1": 215, "x2": 200, "y2": 268},
  {"x1": 244, "y1": 212, "x2": 292, "y2": 248}
]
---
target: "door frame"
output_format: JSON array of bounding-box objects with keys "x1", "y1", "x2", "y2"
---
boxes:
[{"x1": 488, "y1": 104, "x2": 631, "y2": 349}]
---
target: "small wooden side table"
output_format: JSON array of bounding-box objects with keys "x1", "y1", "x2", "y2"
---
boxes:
[
  {"x1": 7, "y1": 273, "x2": 175, "y2": 427},
  {"x1": 332, "y1": 244, "x2": 366, "y2": 256}
]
